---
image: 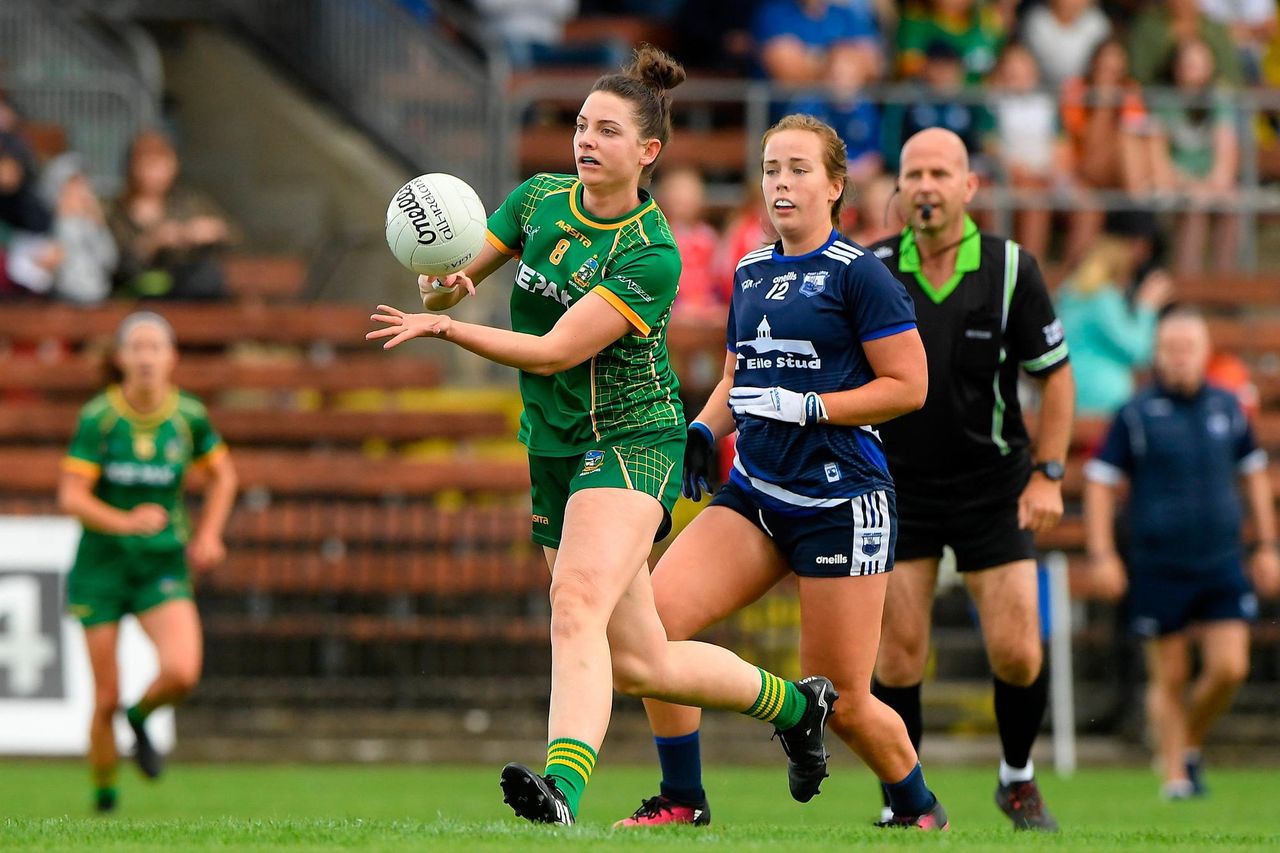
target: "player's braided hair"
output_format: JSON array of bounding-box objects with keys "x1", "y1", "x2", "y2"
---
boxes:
[
  {"x1": 591, "y1": 44, "x2": 686, "y2": 181},
  {"x1": 762, "y1": 114, "x2": 849, "y2": 228}
]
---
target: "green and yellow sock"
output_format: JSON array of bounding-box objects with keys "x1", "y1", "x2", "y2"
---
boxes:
[
  {"x1": 126, "y1": 701, "x2": 154, "y2": 729},
  {"x1": 544, "y1": 737, "x2": 597, "y2": 817},
  {"x1": 92, "y1": 768, "x2": 117, "y2": 812},
  {"x1": 744, "y1": 668, "x2": 808, "y2": 730}
]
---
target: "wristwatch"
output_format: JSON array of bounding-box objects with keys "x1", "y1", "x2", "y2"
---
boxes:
[{"x1": 1032, "y1": 460, "x2": 1065, "y2": 481}]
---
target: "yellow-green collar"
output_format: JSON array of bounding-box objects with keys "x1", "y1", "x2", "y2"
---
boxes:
[{"x1": 898, "y1": 216, "x2": 981, "y2": 304}]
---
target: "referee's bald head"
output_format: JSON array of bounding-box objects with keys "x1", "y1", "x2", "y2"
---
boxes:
[
  {"x1": 897, "y1": 127, "x2": 977, "y2": 234},
  {"x1": 901, "y1": 128, "x2": 970, "y2": 175}
]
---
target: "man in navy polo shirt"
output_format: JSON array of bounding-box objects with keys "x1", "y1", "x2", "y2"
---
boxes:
[{"x1": 1085, "y1": 307, "x2": 1280, "y2": 800}]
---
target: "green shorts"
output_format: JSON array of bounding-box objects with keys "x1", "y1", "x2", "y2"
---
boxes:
[
  {"x1": 528, "y1": 435, "x2": 684, "y2": 549},
  {"x1": 67, "y1": 537, "x2": 193, "y2": 627}
]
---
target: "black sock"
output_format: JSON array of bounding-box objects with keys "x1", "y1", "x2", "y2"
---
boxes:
[
  {"x1": 872, "y1": 680, "x2": 923, "y2": 809},
  {"x1": 872, "y1": 680, "x2": 923, "y2": 751},
  {"x1": 993, "y1": 668, "x2": 1048, "y2": 772}
]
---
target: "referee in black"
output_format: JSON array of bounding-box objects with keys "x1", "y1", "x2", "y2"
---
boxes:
[{"x1": 868, "y1": 128, "x2": 1074, "y2": 831}]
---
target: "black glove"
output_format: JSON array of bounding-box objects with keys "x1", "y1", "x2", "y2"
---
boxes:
[{"x1": 681, "y1": 421, "x2": 720, "y2": 501}]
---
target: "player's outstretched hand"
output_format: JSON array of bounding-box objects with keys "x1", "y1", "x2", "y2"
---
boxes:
[
  {"x1": 729, "y1": 386, "x2": 828, "y2": 427},
  {"x1": 367, "y1": 305, "x2": 453, "y2": 349},
  {"x1": 682, "y1": 422, "x2": 720, "y2": 501},
  {"x1": 418, "y1": 272, "x2": 476, "y2": 302},
  {"x1": 1250, "y1": 546, "x2": 1280, "y2": 599},
  {"x1": 1018, "y1": 475, "x2": 1063, "y2": 532}
]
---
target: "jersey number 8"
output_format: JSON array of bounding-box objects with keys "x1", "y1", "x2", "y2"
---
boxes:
[{"x1": 549, "y1": 239, "x2": 571, "y2": 266}]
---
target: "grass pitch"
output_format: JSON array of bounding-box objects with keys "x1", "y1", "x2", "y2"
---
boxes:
[{"x1": 2, "y1": 760, "x2": 1276, "y2": 850}]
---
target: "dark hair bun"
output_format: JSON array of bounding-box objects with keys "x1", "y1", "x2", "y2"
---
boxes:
[{"x1": 628, "y1": 44, "x2": 686, "y2": 93}]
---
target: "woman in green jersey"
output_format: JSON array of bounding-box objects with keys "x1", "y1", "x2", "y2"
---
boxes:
[
  {"x1": 368, "y1": 46, "x2": 837, "y2": 825},
  {"x1": 57, "y1": 311, "x2": 237, "y2": 812}
]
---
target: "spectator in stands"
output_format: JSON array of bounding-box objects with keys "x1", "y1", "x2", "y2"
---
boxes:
[
  {"x1": 473, "y1": 0, "x2": 628, "y2": 69},
  {"x1": 1150, "y1": 37, "x2": 1240, "y2": 276},
  {"x1": 1059, "y1": 38, "x2": 1159, "y2": 264},
  {"x1": 396, "y1": 0, "x2": 435, "y2": 24},
  {"x1": 989, "y1": 42, "x2": 1061, "y2": 260},
  {"x1": 1207, "y1": 350, "x2": 1261, "y2": 421},
  {"x1": 1255, "y1": 28, "x2": 1280, "y2": 180},
  {"x1": 847, "y1": 172, "x2": 901, "y2": 245},
  {"x1": 0, "y1": 97, "x2": 56, "y2": 298},
  {"x1": 788, "y1": 47, "x2": 883, "y2": 185},
  {"x1": 674, "y1": 0, "x2": 763, "y2": 75},
  {"x1": 1055, "y1": 236, "x2": 1172, "y2": 415},
  {"x1": 1128, "y1": 0, "x2": 1243, "y2": 86},
  {"x1": 1199, "y1": 0, "x2": 1276, "y2": 83},
  {"x1": 658, "y1": 166, "x2": 727, "y2": 324},
  {"x1": 882, "y1": 40, "x2": 992, "y2": 174},
  {"x1": 1085, "y1": 307, "x2": 1279, "y2": 800},
  {"x1": 896, "y1": 0, "x2": 1005, "y2": 84},
  {"x1": 1104, "y1": 208, "x2": 1166, "y2": 297},
  {"x1": 109, "y1": 131, "x2": 231, "y2": 301},
  {"x1": 752, "y1": 0, "x2": 882, "y2": 86},
  {"x1": 714, "y1": 180, "x2": 777, "y2": 293},
  {"x1": 1020, "y1": 0, "x2": 1113, "y2": 90},
  {"x1": 39, "y1": 153, "x2": 117, "y2": 305},
  {"x1": 0, "y1": 103, "x2": 53, "y2": 237}
]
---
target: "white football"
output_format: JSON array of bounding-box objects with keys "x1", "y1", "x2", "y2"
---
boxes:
[{"x1": 385, "y1": 173, "x2": 487, "y2": 276}]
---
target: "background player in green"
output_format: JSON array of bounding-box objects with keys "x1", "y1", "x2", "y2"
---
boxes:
[
  {"x1": 368, "y1": 45, "x2": 838, "y2": 825},
  {"x1": 57, "y1": 311, "x2": 238, "y2": 813}
]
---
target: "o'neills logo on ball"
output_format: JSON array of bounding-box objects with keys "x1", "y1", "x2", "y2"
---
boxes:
[{"x1": 397, "y1": 180, "x2": 456, "y2": 246}]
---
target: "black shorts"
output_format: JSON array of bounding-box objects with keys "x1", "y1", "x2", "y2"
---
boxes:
[
  {"x1": 709, "y1": 478, "x2": 896, "y2": 578},
  {"x1": 895, "y1": 485, "x2": 1034, "y2": 573},
  {"x1": 1127, "y1": 568, "x2": 1257, "y2": 638}
]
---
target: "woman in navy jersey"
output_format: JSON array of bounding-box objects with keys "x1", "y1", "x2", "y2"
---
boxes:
[{"x1": 615, "y1": 114, "x2": 948, "y2": 830}]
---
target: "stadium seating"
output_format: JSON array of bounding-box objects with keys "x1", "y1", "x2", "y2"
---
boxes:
[{"x1": 4, "y1": 263, "x2": 1278, "y2": 715}]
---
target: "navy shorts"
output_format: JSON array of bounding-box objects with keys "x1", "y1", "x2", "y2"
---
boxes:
[
  {"x1": 709, "y1": 478, "x2": 896, "y2": 578},
  {"x1": 1127, "y1": 568, "x2": 1258, "y2": 638}
]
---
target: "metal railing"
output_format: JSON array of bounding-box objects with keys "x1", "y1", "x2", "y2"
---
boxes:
[
  {"x1": 0, "y1": 0, "x2": 157, "y2": 194},
  {"x1": 506, "y1": 77, "x2": 1280, "y2": 270},
  {"x1": 221, "y1": 0, "x2": 509, "y2": 208}
]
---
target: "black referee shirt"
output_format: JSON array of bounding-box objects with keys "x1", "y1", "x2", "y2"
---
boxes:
[{"x1": 869, "y1": 218, "x2": 1069, "y2": 498}]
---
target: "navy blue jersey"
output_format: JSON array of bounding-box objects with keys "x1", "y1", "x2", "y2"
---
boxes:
[
  {"x1": 727, "y1": 230, "x2": 917, "y2": 514},
  {"x1": 1085, "y1": 383, "x2": 1266, "y2": 575}
]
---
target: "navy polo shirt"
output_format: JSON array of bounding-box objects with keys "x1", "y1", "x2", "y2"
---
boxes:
[{"x1": 1085, "y1": 383, "x2": 1267, "y2": 575}]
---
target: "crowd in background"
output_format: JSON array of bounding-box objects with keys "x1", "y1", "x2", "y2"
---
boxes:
[
  {"x1": 480, "y1": 0, "x2": 1274, "y2": 419},
  {"x1": 4, "y1": 0, "x2": 1277, "y2": 418},
  {"x1": 0, "y1": 93, "x2": 234, "y2": 306}
]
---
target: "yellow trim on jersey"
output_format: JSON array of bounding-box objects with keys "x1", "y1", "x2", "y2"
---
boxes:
[
  {"x1": 568, "y1": 182, "x2": 656, "y2": 231},
  {"x1": 485, "y1": 229, "x2": 518, "y2": 258},
  {"x1": 588, "y1": 356, "x2": 601, "y2": 441},
  {"x1": 107, "y1": 385, "x2": 179, "y2": 429},
  {"x1": 61, "y1": 457, "x2": 101, "y2": 479},
  {"x1": 590, "y1": 285, "x2": 650, "y2": 336},
  {"x1": 193, "y1": 442, "x2": 229, "y2": 469},
  {"x1": 610, "y1": 447, "x2": 636, "y2": 490}
]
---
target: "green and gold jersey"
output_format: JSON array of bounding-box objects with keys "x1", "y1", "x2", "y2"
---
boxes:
[
  {"x1": 486, "y1": 173, "x2": 684, "y2": 455},
  {"x1": 62, "y1": 386, "x2": 226, "y2": 553}
]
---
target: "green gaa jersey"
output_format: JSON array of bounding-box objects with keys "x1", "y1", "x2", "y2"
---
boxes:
[
  {"x1": 62, "y1": 386, "x2": 225, "y2": 553},
  {"x1": 486, "y1": 173, "x2": 684, "y2": 455}
]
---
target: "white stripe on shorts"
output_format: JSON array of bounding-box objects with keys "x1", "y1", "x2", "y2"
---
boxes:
[{"x1": 850, "y1": 489, "x2": 892, "y2": 577}]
